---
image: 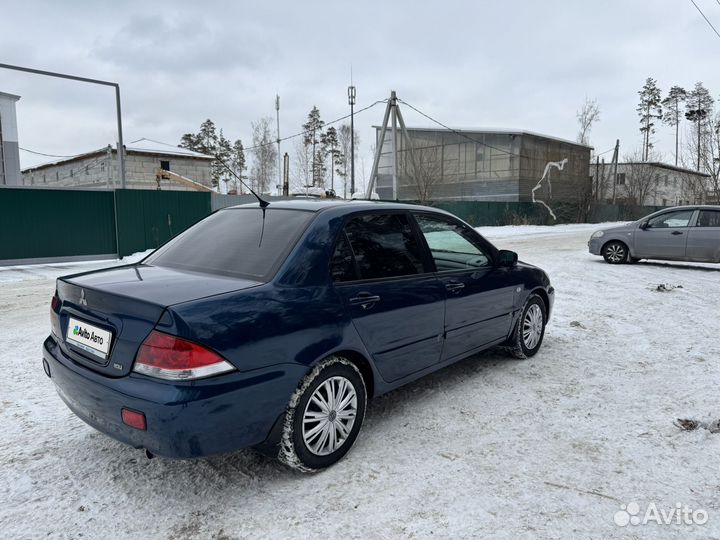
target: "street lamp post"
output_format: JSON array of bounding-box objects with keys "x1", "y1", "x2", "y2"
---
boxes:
[
  {"x1": 0, "y1": 62, "x2": 126, "y2": 189},
  {"x1": 348, "y1": 85, "x2": 356, "y2": 196}
]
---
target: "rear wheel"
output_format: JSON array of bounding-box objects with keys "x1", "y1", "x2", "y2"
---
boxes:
[
  {"x1": 278, "y1": 356, "x2": 366, "y2": 472},
  {"x1": 602, "y1": 241, "x2": 628, "y2": 264}
]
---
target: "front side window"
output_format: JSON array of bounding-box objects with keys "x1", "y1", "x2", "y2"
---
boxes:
[
  {"x1": 414, "y1": 214, "x2": 491, "y2": 271},
  {"x1": 342, "y1": 213, "x2": 425, "y2": 280},
  {"x1": 697, "y1": 210, "x2": 720, "y2": 227},
  {"x1": 647, "y1": 209, "x2": 694, "y2": 229}
]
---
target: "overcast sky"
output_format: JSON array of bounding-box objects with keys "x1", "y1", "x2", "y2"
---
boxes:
[{"x1": 3, "y1": 0, "x2": 720, "y2": 181}]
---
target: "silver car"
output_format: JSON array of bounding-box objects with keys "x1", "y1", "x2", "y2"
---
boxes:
[{"x1": 588, "y1": 205, "x2": 720, "y2": 264}]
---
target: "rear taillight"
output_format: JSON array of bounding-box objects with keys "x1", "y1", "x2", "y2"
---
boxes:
[
  {"x1": 133, "y1": 331, "x2": 235, "y2": 381},
  {"x1": 50, "y1": 292, "x2": 61, "y2": 338}
]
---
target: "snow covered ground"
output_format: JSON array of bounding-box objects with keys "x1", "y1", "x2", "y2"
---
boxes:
[{"x1": 1, "y1": 224, "x2": 719, "y2": 539}]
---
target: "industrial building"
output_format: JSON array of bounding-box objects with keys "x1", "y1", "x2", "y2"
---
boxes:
[
  {"x1": 21, "y1": 139, "x2": 213, "y2": 191},
  {"x1": 374, "y1": 126, "x2": 593, "y2": 203},
  {"x1": 0, "y1": 91, "x2": 21, "y2": 186},
  {"x1": 591, "y1": 161, "x2": 711, "y2": 206}
]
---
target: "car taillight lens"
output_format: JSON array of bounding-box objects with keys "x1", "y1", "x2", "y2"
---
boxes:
[
  {"x1": 133, "y1": 330, "x2": 235, "y2": 381},
  {"x1": 50, "y1": 292, "x2": 61, "y2": 338}
]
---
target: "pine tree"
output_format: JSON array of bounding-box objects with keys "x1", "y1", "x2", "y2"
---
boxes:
[
  {"x1": 321, "y1": 126, "x2": 341, "y2": 193},
  {"x1": 685, "y1": 82, "x2": 714, "y2": 172},
  {"x1": 179, "y1": 132, "x2": 201, "y2": 151},
  {"x1": 302, "y1": 106, "x2": 325, "y2": 186},
  {"x1": 197, "y1": 119, "x2": 218, "y2": 156},
  {"x1": 661, "y1": 86, "x2": 687, "y2": 166},
  {"x1": 230, "y1": 139, "x2": 246, "y2": 193},
  {"x1": 214, "y1": 130, "x2": 233, "y2": 187},
  {"x1": 637, "y1": 78, "x2": 663, "y2": 161}
]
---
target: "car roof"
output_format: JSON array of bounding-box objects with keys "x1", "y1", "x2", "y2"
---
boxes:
[{"x1": 224, "y1": 198, "x2": 448, "y2": 214}]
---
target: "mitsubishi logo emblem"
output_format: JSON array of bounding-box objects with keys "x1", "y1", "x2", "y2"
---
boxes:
[{"x1": 79, "y1": 289, "x2": 87, "y2": 306}]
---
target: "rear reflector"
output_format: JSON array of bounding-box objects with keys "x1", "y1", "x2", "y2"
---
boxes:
[
  {"x1": 133, "y1": 330, "x2": 235, "y2": 381},
  {"x1": 121, "y1": 408, "x2": 147, "y2": 430}
]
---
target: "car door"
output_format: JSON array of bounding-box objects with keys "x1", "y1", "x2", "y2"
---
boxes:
[
  {"x1": 634, "y1": 209, "x2": 696, "y2": 260},
  {"x1": 686, "y1": 209, "x2": 720, "y2": 262},
  {"x1": 330, "y1": 212, "x2": 445, "y2": 383},
  {"x1": 413, "y1": 212, "x2": 516, "y2": 362}
]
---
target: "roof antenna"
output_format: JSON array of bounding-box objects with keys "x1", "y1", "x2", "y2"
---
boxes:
[{"x1": 214, "y1": 154, "x2": 270, "y2": 208}]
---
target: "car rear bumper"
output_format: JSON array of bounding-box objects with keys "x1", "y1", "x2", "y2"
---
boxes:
[{"x1": 43, "y1": 336, "x2": 305, "y2": 458}]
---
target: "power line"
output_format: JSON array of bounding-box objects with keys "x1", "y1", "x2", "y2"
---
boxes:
[
  {"x1": 19, "y1": 147, "x2": 80, "y2": 159},
  {"x1": 242, "y1": 99, "x2": 386, "y2": 151},
  {"x1": 689, "y1": 0, "x2": 720, "y2": 41}
]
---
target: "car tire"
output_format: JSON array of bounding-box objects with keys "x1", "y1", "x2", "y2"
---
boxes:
[
  {"x1": 602, "y1": 241, "x2": 628, "y2": 264},
  {"x1": 509, "y1": 294, "x2": 547, "y2": 359},
  {"x1": 278, "y1": 356, "x2": 366, "y2": 472}
]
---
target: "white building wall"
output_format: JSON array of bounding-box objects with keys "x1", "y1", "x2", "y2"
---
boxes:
[
  {"x1": 22, "y1": 150, "x2": 213, "y2": 190},
  {"x1": 0, "y1": 92, "x2": 21, "y2": 185}
]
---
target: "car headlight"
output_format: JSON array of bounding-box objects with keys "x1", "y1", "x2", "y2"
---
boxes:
[{"x1": 591, "y1": 230, "x2": 605, "y2": 239}]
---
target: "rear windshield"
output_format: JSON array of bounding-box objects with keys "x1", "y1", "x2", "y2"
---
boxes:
[{"x1": 145, "y1": 208, "x2": 315, "y2": 280}]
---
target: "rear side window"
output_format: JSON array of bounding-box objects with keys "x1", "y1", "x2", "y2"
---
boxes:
[
  {"x1": 697, "y1": 210, "x2": 720, "y2": 227},
  {"x1": 145, "y1": 208, "x2": 314, "y2": 280},
  {"x1": 341, "y1": 213, "x2": 425, "y2": 280}
]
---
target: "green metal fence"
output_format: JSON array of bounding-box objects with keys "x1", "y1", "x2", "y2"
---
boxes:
[
  {"x1": 0, "y1": 188, "x2": 212, "y2": 264},
  {"x1": 0, "y1": 187, "x2": 671, "y2": 265},
  {"x1": 114, "y1": 190, "x2": 211, "y2": 257},
  {"x1": 0, "y1": 188, "x2": 117, "y2": 264}
]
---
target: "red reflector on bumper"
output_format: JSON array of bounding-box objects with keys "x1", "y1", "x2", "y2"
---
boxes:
[{"x1": 121, "y1": 408, "x2": 147, "y2": 430}]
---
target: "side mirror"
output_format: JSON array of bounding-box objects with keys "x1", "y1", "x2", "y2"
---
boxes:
[
  {"x1": 639, "y1": 221, "x2": 649, "y2": 230},
  {"x1": 498, "y1": 250, "x2": 518, "y2": 267}
]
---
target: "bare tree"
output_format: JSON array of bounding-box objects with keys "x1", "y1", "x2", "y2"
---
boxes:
[
  {"x1": 336, "y1": 123, "x2": 360, "y2": 198},
  {"x1": 398, "y1": 139, "x2": 443, "y2": 203},
  {"x1": 291, "y1": 138, "x2": 311, "y2": 194},
  {"x1": 249, "y1": 117, "x2": 277, "y2": 194},
  {"x1": 576, "y1": 98, "x2": 601, "y2": 146},
  {"x1": 621, "y1": 151, "x2": 658, "y2": 205}
]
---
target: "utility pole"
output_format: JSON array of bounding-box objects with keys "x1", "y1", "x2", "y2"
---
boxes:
[
  {"x1": 348, "y1": 84, "x2": 356, "y2": 196},
  {"x1": 595, "y1": 156, "x2": 600, "y2": 201},
  {"x1": 611, "y1": 139, "x2": 620, "y2": 204},
  {"x1": 366, "y1": 90, "x2": 416, "y2": 199},
  {"x1": 0, "y1": 62, "x2": 126, "y2": 189},
  {"x1": 282, "y1": 152, "x2": 289, "y2": 196},
  {"x1": 276, "y1": 94, "x2": 281, "y2": 194}
]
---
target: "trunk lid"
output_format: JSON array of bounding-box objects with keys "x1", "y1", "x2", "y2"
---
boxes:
[{"x1": 56, "y1": 264, "x2": 261, "y2": 376}]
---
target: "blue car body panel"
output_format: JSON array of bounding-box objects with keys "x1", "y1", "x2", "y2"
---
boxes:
[{"x1": 44, "y1": 200, "x2": 553, "y2": 458}]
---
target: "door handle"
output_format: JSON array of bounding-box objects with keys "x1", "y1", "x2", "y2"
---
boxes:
[
  {"x1": 671, "y1": 231, "x2": 684, "y2": 235},
  {"x1": 349, "y1": 293, "x2": 381, "y2": 309},
  {"x1": 445, "y1": 281, "x2": 465, "y2": 293}
]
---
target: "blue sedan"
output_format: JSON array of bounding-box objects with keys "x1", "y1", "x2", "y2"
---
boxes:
[{"x1": 43, "y1": 200, "x2": 554, "y2": 471}]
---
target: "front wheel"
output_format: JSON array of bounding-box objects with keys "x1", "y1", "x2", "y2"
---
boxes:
[
  {"x1": 278, "y1": 356, "x2": 366, "y2": 472},
  {"x1": 510, "y1": 294, "x2": 547, "y2": 359},
  {"x1": 602, "y1": 241, "x2": 628, "y2": 264}
]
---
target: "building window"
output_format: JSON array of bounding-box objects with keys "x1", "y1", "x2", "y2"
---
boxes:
[
  {"x1": 55, "y1": 172, "x2": 59, "y2": 181},
  {"x1": 160, "y1": 160, "x2": 170, "y2": 171},
  {"x1": 673, "y1": 177, "x2": 677, "y2": 187},
  {"x1": 662, "y1": 198, "x2": 668, "y2": 206},
  {"x1": 70, "y1": 169, "x2": 73, "y2": 178},
  {"x1": 85, "y1": 165, "x2": 89, "y2": 175},
  {"x1": 615, "y1": 173, "x2": 626, "y2": 185}
]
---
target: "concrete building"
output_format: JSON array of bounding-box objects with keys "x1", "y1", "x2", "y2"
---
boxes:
[
  {"x1": 592, "y1": 162, "x2": 710, "y2": 206},
  {"x1": 0, "y1": 91, "x2": 22, "y2": 186},
  {"x1": 374, "y1": 127, "x2": 593, "y2": 203},
  {"x1": 21, "y1": 138, "x2": 213, "y2": 190}
]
